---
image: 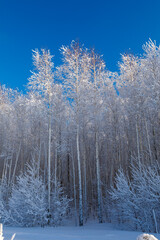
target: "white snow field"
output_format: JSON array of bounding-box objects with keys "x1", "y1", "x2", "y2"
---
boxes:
[{"x1": 3, "y1": 222, "x2": 160, "y2": 240}]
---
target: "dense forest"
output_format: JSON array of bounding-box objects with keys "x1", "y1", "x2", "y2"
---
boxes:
[{"x1": 0, "y1": 39, "x2": 160, "y2": 231}]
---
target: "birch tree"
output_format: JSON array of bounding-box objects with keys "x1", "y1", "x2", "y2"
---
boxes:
[
  {"x1": 90, "y1": 49, "x2": 106, "y2": 223},
  {"x1": 60, "y1": 41, "x2": 85, "y2": 226},
  {"x1": 28, "y1": 49, "x2": 54, "y2": 218}
]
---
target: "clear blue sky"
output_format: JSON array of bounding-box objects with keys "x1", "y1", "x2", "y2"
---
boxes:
[{"x1": 0, "y1": 0, "x2": 160, "y2": 91}]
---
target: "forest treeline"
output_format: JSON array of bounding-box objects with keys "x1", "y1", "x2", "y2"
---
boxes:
[{"x1": 0, "y1": 39, "x2": 160, "y2": 230}]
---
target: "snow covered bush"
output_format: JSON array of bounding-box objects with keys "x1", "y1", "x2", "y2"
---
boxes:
[
  {"x1": 0, "y1": 184, "x2": 6, "y2": 221},
  {"x1": 0, "y1": 159, "x2": 71, "y2": 227},
  {"x1": 108, "y1": 169, "x2": 137, "y2": 228},
  {"x1": 0, "y1": 178, "x2": 11, "y2": 224},
  {"x1": 8, "y1": 161, "x2": 48, "y2": 227},
  {"x1": 50, "y1": 182, "x2": 71, "y2": 226},
  {"x1": 109, "y1": 160, "x2": 160, "y2": 232},
  {"x1": 131, "y1": 162, "x2": 160, "y2": 232}
]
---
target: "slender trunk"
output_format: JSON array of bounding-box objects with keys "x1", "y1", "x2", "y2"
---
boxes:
[
  {"x1": 95, "y1": 131, "x2": 102, "y2": 223},
  {"x1": 0, "y1": 223, "x2": 3, "y2": 240},
  {"x1": 37, "y1": 141, "x2": 42, "y2": 178},
  {"x1": 92, "y1": 51, "x2": 102, "y2": 223},
  {"x1": 12, "y1": 142, "x2": 21, "y2": 183},
  {"x1": 152, "y1": 128, "x2": 158, "y2": 160},
  {"x1": 136, "y1": 122, "x2": 140, "y2": 163},
  {"x1": 77, "y1": 125, "x2": 83, "y2": 226},
  {"x1": 153, "y1": 209, "x2": 158, "y2": 233},
  {"x1": 2, "y1": 159, "x2": 7, "y2": 182},
  {"x1": 71, "y1": 148, "x2": 78, "y2": 226},
  {"x1": 43, "y1": 141, "x2": 47, "y2": 183},
  {"x1": 8, "y1": 152, "x2": 13, "y2": 186},
  {"x1": 47, "y1": 101, "x2": 51, "y2": 221},
  {"x1": 145, "y1": 120, "x2": 152, "y2": 162},
  {"x1": 83, "y1": 144, "x2": 87, "y2": 223},
  {"x1": 1, "y1": 159, "x2": 6, "y2": 183},
  {"x1": 54, "y1": 146, "x2": 57, "y2": 195},
  {"x1": 75, "y1": 51, "x2": 83, "y2": 226}
]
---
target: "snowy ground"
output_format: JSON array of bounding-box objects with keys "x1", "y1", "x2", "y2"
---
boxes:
[{"x1": 3, "y1": 222, "x2": 160, "y2": 240}]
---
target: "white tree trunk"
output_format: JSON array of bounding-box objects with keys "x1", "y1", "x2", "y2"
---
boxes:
[
  {"x1": 145, "y1": 120, "x2": 152, "y2": 162},
  {"x1": 77, "y1": 126, "x2": 83, "y2": 226},
  {"x1": 136, "y1": 122, "x2": 140, "y2": 163},
  {"x1": 95, "y1": 131, "x2": 102, "y2": 223},
  {"x1": 71, "y1": 147, "x2": 78, "y2": 226},
  {"x1": 47, "y1": 104, "x2": 52, "y2": 219},
  {"x1": 0, "y1": 224, "x2": 4, "y2": 240},
  {"x1": 12, "y1": 142, "x2": 21, "y2": 183},
  {"x1": 54, "y1": 146, "x2": 57, "y2": 195},
  {"x1": 83, "y1": 145, "x2": 87, "y2": 223}
]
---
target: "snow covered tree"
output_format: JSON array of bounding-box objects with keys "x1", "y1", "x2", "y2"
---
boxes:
[
  {"x1": 0, "y1": 179, "x2": 9, "y2": 224},
  {"x1": 9, "y1": 160, "x2": 48, "y2": 227},
  {"x1": 50, "y1": 181, "x2": 71, "y2": 226},
  {"x1": 89, "y1": 49, "x2": 106, "y2": 223},
  {"x1": 109, "y1": 168, "x2": 137, "y2": 229},
  {"x1": 28, "y1": 49, "x2": 54, "y2": 218},
  {"x1": 60, "y1": 41, "x2": 85, "y2": 226},
  {"x1": 109, "y1": 159, "x2": 160, "y2": 232}
]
